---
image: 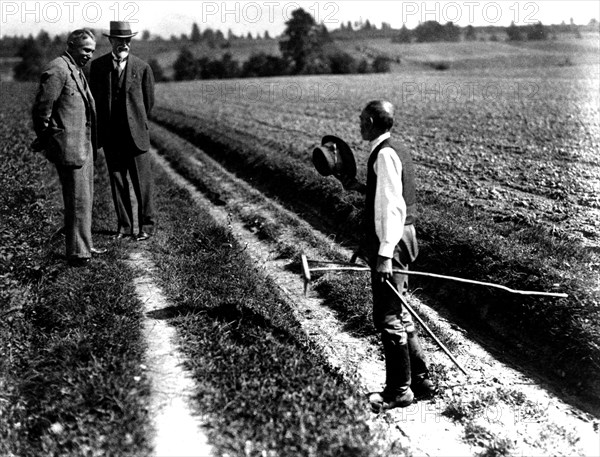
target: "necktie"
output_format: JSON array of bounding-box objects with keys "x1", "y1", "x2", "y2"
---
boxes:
[{"x1": 113, "y1": 58, "x2": 126, "y2": 77}]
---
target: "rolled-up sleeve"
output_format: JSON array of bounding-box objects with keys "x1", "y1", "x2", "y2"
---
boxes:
[{"x1": 374, "y1": 147, "x2": 406, "y2": 258}]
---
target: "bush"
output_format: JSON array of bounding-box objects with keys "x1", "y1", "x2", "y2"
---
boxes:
[
  {"x1": 328, "y1": 51, "x2": 357, "y2": 74},
  {"x1": 527, "y1": 22, "x2": 548, "y2": 40},
  {"x1": 242, "y1": 53, "x2": 290, "y2": 77},
  {"x1": 173, "y1": 47, "x2": 198, "y2": 81},
  {"x1": 371, "y1": 55, "x2": 392, "y2": 73}
]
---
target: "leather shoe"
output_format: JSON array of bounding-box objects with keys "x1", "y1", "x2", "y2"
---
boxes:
[
  {"x1": 135, "y1": 232, "x2": 151, "y2": 241},
  {"x1": 369, "y1": 388, "x2": 414, "y2": 413},
  {"x1": 90, "y1": 247, "x2": 107, "y2": 255},
  {"x1": 68, "y1": 257, "x2": 91, "y2": 267},
  {"x1": 412, "y1": 379, "x2": 437, "y2": 399}
]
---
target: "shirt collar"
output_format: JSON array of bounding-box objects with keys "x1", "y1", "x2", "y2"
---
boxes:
[
  {"x1": 369, "y1": 131, "x2": 391, "y2": 152},
  {"x1": 112, "y1": 53, "x2": 128, "y2": 64},
  {"x1": 64, "y1": 51, "x2": 80, "y2": 68}
]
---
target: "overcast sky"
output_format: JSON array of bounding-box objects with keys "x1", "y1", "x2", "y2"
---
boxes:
[{"x1": 1, "y1": 0, "x2": 598, "y2": 38}]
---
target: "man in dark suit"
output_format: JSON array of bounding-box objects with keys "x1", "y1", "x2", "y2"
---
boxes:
[
  {"x1": 32, "y1": 28, "x2": 106, "y2": 266},
  {"x1": 90, "y1": 21, "x2": 156, "y2": 241}
]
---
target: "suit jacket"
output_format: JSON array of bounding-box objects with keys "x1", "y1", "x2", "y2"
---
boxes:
[
  {"x1": 89, "y1": 53, "x2": 155, "y2": 152},
  {"x1": 31, "y1": 52, "x2": 97, "y2": 167}
]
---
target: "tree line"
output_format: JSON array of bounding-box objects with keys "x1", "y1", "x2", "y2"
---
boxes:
[
  {"x1": 390, "y1": 18, "x2": 591, "y2": 43},
  {"x1": 173, "y1": 8, "x2": 392, "y2": 81},
  {"x1": 4, "y1": 9, "x2": 597, "y2": 82}
]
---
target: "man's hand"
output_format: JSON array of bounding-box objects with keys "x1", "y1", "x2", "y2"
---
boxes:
[{"x1": 375, "y1": 255, "x2": 393, "y2": 283}]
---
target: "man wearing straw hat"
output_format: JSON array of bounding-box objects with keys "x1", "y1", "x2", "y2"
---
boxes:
[{"x1": 90, "y1": 21, "x2": 156, "y2": 241}]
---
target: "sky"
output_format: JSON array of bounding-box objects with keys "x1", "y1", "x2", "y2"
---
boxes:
[{"x1": 1, "y1": 0, "x2": 599, "y2": 39}]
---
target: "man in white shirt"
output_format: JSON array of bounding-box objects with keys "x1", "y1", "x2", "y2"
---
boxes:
[{"x1": 341, "y1": 100, "x2": 434, "y2": 412}]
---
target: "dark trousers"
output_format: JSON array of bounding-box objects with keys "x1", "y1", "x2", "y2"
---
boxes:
[
  {"x1": 103, "y1": 146, "x2": 155, "y2": 235},
  {"x1": 369, "y1": 225, "x2": 429, "y2": 395},
  {"x1": 56, "y1": 154, "x2": 93, "y2": 259}
]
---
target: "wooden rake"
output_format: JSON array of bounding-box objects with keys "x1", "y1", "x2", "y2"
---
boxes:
[{"x1": 300, "y1": 254, "x2": 569, "y2": 376}]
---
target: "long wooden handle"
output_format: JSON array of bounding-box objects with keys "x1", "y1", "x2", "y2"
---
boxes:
[
  {"x1": 307, "y1": 266, "x2": 568, "y2": 298},
  {"x1": 386, "y1": 280, "x2": 469, "y2": 377}
]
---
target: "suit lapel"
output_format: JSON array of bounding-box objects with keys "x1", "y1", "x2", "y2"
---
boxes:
[
  {"x1": 62, "y1": 54, "x2": 93, "y2": 110},
  {"x1": 125, "y1": 56, "x2": 136, "y2": 92},
  {"x1": 105, "y1": 54, "x2": 113, "y2": 115}
]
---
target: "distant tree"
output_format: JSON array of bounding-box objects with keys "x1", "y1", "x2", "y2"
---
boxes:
[
  {"x1": 141, "y1": 30, "x2": 151, "y2": 40},
  {"x1": 357, "y1": 58, "x2": 371, "y2": 73},
  {"x1": 506, "y1": 21, "x2": 524, "y2": 41},
  {"x1": 191, "y1": 23, "x2": 201, "y2": 43},
  {"x1": 173, "y1": 47, "x2": 198, "y2": 80},
  {"x1": 203, "y1": 28, "x2": 215, "y2": 47},
  {"x1": 347, "y1": 21, "x2": 353, "y2": 31},
  {"x1": 36, "y1": 30, "x2": 52, "y2": 48},
  {"x1": 372, "y1": 55, "x2": 392, "y2": 73},
  {"x1": 180, "y1": 33, "x2": 189, "y2": 41},
  {"x1": 227, "y1": 29, "x2": 236, "y2": 41},
  {"x1": 363, "y1": 19, "x2": 372, "y2": 30},
  {"x1": 318, "y1": 23, "x2": 332, "y2": 44},
  {"x1": 264, "y1": 30, "x2": 271, "y2": 40},
  {"x1": 527, "y1": 21, "x2": 547, "y2": 40},
  {"x1": 465, "y1": 25, "x2": 477, "y2": 41},
  {"x1": 392, "y1": 24, "x2": 412, "y2": 43},
  {"x1": 220, "y1": 53, "x2": 240, "y2": 78},
  {"x1": 148, "y1": 58, "x2": 165, "y2": 81},
  {"x1": 247, "y1": 32, "x2": 253, "y2": 40},
  {"x1": 14, "y1": 36, "x2": 44, "y2": 82},
  {"x1": 414, "y1": 21, "x2": 446, "y2": 42},
  {"x1": 489, "y1": 32, "x2": 498, "y2": 41},
  {"x1": 328, "y1": 51, "x2": 357, "y2": 74},
  {"x1": 444, "y1": 22, "x2": 461, "y2": 41},
  {"x1": 279, "y1": 8, "x2": 328, "y2": 74},
  {"x1": 302, "y1": 55, "x2": 331, "y2": 74}
]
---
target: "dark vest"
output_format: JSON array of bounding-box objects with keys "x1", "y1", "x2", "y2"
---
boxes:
[
  {"x1": 364, "y1": 138, "x2": 417, "y2": 244},
  {"x1": 110, "y1": 65, "x2": 128, "y2": 130}
]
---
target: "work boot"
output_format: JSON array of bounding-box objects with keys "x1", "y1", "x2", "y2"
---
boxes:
[
  {"x1": 407, "y1": 332, "x2": 436, "y2": 398},
  {"x1": 412, "y1": 378, "x2": 437, "y2": 398},
  {"x1": 369, "y1": 388, "x2": 414, "y2": 413},
  {"x1": 370, "y1": 333, "x2": 413, "y2": 412}
]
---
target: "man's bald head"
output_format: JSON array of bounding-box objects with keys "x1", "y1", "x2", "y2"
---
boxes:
[
  {"x1": 363, "y1": 100, "x2": 394, "y2": 131},
  {"x1": 360, "y1": 100, "x2": 394, "y2": 141}
]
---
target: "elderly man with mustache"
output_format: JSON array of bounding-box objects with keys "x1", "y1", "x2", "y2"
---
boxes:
[{"x1": 90, "y1": 21, "x2": 156, "y2": 242}]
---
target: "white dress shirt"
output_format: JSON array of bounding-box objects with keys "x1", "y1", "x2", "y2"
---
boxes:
[
  {"x1": 112, "y1": 53, "x2": 127, "y2": 75},
  {"x1": 370, "y1": 132, "x2": 406, "y2": 258}
]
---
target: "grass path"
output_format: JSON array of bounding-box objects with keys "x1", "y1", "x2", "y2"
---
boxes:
[{"x1": 126, "y1": 249, "x2": 214, "y2": 457}]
